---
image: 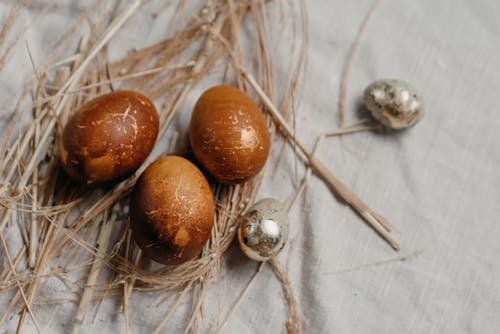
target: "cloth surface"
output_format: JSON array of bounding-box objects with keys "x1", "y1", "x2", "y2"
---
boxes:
[{"x1": 0, "y1": 0, "x2": 499, "y2": 333}]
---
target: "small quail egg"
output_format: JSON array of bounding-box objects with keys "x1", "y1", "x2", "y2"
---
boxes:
[
  {"x1": 237, "y1": 198, "x2": 288, "y2": 261},
  {"x1": 364, "y1": 79, "x2": 424, "y2": 129}
]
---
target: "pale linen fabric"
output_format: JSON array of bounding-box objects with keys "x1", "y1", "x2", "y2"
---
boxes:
[{"x1": 0, "y1": 0, "x2": 499, "y2": 333}]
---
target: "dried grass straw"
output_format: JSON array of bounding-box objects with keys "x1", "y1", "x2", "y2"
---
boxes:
[
  {"x1": 0, "y1": 0, "x2": 308, "y2": 332},
  {"x1": 0, "y1": 0, "x2": 397, "y2": 332}
]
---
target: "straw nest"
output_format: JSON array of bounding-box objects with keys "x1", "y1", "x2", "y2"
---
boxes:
[
  {"x1": 0, "y1": 1, "x2": 397, "y2": 333},
  {"x1": 0, "y1": 1, "x2": 308, "y2": 332}
]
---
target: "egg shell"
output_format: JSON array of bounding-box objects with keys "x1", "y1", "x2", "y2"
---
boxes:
[
  {"x1": 363, "y1": 79, "x2": 424, "y2": 129},
  {"x1": 237, "y1": 198, "x2": 289, "y2": 261},
  {"x1": 129, "y1": 156, "x2": 215, "y2": 265},
  {"x1": 189, "y1": 85, "x2": 270, "y2": 184},
  {"x1": 60, "y1": 90, "x2": 159, "y2": 184}
]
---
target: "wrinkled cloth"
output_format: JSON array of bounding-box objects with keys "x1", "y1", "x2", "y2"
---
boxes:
[{"x1": 0, "y1": 0, "x2": 499, "y2": 333}]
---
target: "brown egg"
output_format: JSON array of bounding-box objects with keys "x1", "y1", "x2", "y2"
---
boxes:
[
  {"x1": 129, "y1": 156, "x2": 215, "y2": 265},
  {"x1": 189, "y1": 85, "x2": 270, "y2": 184},
  {"x1": 60, "y1": 90, "x2": 159, "y2": 184}
]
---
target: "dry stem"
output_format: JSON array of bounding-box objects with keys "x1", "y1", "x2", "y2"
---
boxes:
[{"x1": 240, "y1": 68, "x2": 400, "y2": 250}]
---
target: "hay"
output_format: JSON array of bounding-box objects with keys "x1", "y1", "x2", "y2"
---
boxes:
[
  {"x1": 0, "y1": 0, "x2": 308, "y2": 332},
  {"x1": 0, "y1": 0, "x2": 398, "y2": 332}
]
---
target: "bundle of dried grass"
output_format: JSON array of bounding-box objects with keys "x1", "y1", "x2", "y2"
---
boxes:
[
  {"x1": 0, "y1": 0, "x2": 397, "y2": 332},
  {"x1": 0, "y1": 0, "x2": 308, "y2": 332}
]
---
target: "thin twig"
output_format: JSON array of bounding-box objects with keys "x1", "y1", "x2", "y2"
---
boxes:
[
  {"x1": 325, "y1": 122, "x2": 382, "y2": 137},
  {"x1": 216, "y1": 262, "x2": 264, "y2": 334},
  {"x1": 25, "y1": 40, "x2": 41, "y2": 269},
  {"x1": 0, "y1": 231, "x2": 43, "y2": 334},
  {"x1": 240, "y1": 68, "x2": 399, "y2": 250},
  {"x1": 152, "y1": 283, "x2": 193, "y2": 334},
  {"x1": 72, "y1": 209, "x2": 116, "y2": 332},
  {"x1": 285, "y1": 135, "x2": 324, "y2": 212},
  {"x1": 338, "y1": 0, "x2": 382, "y2": 127}
]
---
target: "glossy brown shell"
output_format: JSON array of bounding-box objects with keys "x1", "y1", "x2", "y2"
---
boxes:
[
  {"x1": 129, "y1": 156, "x2": 215, "y2": 265},
  {"x1": 60, "y1": 90, "x2": 159, "y2": 185},
  {"x1": 189, "y1": 85, "x2": 270, "y2": 184}
]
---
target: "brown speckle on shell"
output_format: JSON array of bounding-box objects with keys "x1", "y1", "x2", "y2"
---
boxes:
[
  {"x1": 189, "y1": 85, "x2": 271, "y2": 184},
  {"x1": 129, "y1": 156, "x2": 215, "y2": 265},
  {"x1": 60, "y1": 90, "x2": 159, "y2": 184}
]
